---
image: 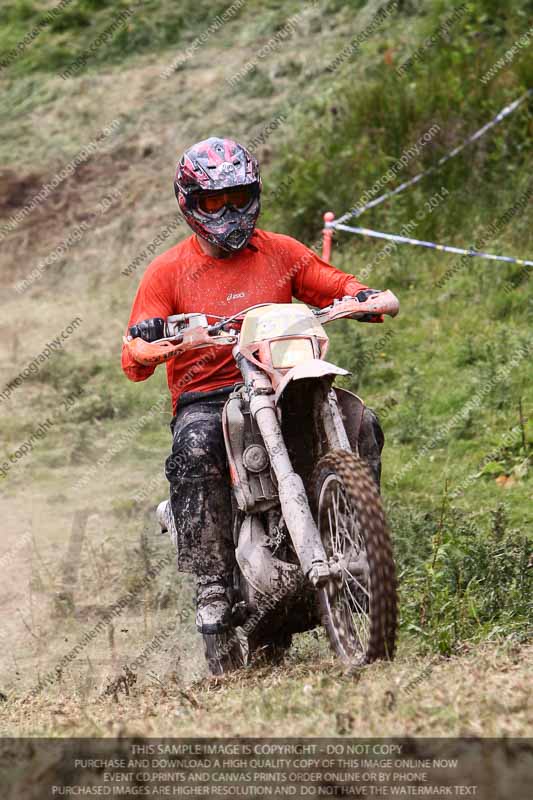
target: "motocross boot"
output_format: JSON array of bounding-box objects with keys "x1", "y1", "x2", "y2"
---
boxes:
[
  {"x1": 195, "y1": 576, "x2": 232, "y2": 634},
  {"x1": 156, "y1": 500, "x2": 170, "y2": 532}
]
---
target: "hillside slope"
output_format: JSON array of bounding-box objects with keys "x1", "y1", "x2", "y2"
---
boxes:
[{"x1": 0, "y1": 0, "x2": 531, "y2": 738}]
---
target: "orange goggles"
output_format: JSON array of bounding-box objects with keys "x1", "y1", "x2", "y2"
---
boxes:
[{"x1": 197, "y1": 187, "x2": 254, "y2": 215}]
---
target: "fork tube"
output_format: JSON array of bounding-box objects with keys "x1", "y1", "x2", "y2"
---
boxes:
[
  {"x1": 325, "y1": 389, "x2": 352, "y2": 450},
  {"x1": 249, "y1": 393, "x2": 329, "y2": 583}
]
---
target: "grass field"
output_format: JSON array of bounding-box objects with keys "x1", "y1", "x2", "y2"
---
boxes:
[{"x1": 0, "y1": 0, "x2": 531, "y2": 741}]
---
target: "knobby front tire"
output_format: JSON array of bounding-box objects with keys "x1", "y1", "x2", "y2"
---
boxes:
[{"x1": 312, "y1": 449, "x2": 397, "y2": 666}]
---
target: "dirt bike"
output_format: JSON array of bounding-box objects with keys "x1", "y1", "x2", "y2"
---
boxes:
[{"x1": 124, "y1": 290, "x2": 399, "y2": 674}]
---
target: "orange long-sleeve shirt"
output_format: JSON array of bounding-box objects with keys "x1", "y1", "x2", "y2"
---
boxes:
[{"x1": 121, "y1": 228, "x2": 368, "y2": 411}]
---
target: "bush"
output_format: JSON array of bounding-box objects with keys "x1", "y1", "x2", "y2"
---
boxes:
[{"x1": 396, "y1": 502, "x2": 532, "y2": 655}]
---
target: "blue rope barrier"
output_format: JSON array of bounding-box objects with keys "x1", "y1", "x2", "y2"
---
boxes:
[
  {"x1": 334, "y1": 90, "x2": 532, "y2": 225},
  {"x1": 329, "y1": 222, "x2": 533, "y2": 268}
]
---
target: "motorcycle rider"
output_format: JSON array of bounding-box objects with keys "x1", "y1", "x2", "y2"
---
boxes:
[{"x1": 122, "y1": 137, "x2": 384, "y2": 634}]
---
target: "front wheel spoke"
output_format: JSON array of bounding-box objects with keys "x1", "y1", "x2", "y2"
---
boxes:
[
  {"x1": 340, "y1": 562, "x2": 370, "y2": 599},
  {"x1": 343, "y1": 582, "x2": 369, "y2": 633},
  {"x1": 338, "y1": 489, "x2": 352, "y2": 549},
  {"x1": 327, "y1": 507, "x2": 339, "y2": 556},
  {"x1": 340, "y1": 589, "x2": 368, "y2": 651},
  {"x1": 342, "y1": 577, "x2": 370, "y2": 630},
  {"x1": 345, "y1": 612, "x2": 369, "y2": 655},
  {"x1": 351, "y1": 616, "x2": 369, "y2": 653},
  {"x1": 337, "y1": 595, "x2": 362, "y2": 645},
  {"x1": 346, "y1": 508, "x2": 364, "y2": 548},
  {"x1": 342, "y1": 526, "x2": 363, "y2": 558},
  {"x1": 340, "y1": 500, "x2": 363, "y2": 553},
  {"x1": 336, "y1": 492, "x2": 359, "y2": 559},
  {"x1": 327, "y1": 508, "x2": 333, "y2": 553},
  {"x1": 332, "y1": 488, "x2": 342, "y2": 553}
]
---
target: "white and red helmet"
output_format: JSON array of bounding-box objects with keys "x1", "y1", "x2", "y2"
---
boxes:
[{"x1": 174, "y1": 137, "x2": 261, "y2": 253}]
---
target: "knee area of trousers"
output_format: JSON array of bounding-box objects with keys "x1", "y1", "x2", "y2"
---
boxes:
[
  {"x1": 167, "y1": 419, "x2": 221, "y2": 470},
  {"x1": 165, "y1": 446, "x2": 225, "y2": 482},
  {"x1": 173, "y1": 416, "x2": 223, "y2": 453}
]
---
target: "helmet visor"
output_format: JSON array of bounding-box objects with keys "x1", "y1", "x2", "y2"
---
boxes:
[{"x1": 196, "y1": 186, "x2": 256, "y2": 216}]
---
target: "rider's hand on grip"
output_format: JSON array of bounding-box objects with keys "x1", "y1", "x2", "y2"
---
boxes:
[
  {"x1": 355, "y1": 289, "x2": 381, "y2": 303},
  {"x1": 354, "y1": 289, "x2": 384, "y2": 323},
  {"x1": 128, "y1": 317, "x2": 166, "y2": 342}
]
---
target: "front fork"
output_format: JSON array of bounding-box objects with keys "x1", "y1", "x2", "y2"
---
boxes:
[
  {"x1": 238, "y1": 356, "x2": 334, "y2": 586},
  {"x1": 251, "y1": 393, "x2": 329, "y2": 585}
]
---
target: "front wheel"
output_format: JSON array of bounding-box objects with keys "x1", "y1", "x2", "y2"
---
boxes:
[{"x1": 312, "y1": 450, "x2": 397, "y2": 666}]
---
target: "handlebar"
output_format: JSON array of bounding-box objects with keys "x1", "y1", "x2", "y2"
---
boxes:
[
  {"x1": 124, "y1": 291, "x2": 399, "y2": 366},
  {"x1": 163, "y1": 292, "x2": 398, "y2": 339},
  {"x1": 314, "y1": 289, "x2": 399, "y2": 323}
]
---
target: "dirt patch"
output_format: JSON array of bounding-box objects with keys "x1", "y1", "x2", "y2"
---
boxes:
[
  {"x1": 0, "y1": 144, "x2": 138, "y2": 223},
  {"x1": 0, "y1": 144, "x2": 145, "y2": 284},
  {"x1": 0, "y1": 169, "x2": 44, "y2": 212}
]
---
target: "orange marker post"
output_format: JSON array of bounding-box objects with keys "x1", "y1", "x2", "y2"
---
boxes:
[{"x1": 322, "y1": 211, "x2": 335, "y2": 262}]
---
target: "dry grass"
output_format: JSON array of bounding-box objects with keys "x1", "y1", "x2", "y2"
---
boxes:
[{"x1": 2, "y1": 639, "x2": 531, "y2": 737}]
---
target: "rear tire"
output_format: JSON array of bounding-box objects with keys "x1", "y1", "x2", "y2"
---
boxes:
[
  {"x1": 312, "y1": 449, "x2": 397, "y2": 666},
  {"x1": 202, "y1": 630, "x2": 244, "y2": 676}
]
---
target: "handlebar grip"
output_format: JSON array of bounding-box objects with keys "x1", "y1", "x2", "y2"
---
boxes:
[{"x1": 128, "y1": 317, "x2": 166, "y2": 342}]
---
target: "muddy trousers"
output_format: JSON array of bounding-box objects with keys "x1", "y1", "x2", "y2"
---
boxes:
[{"x1": 165, "y1": 387, "x2": 384, "y2": 580}]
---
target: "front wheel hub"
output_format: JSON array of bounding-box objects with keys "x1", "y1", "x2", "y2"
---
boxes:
[{"x1": 328, "y1": 558, "x2": 343, "y2": 583}]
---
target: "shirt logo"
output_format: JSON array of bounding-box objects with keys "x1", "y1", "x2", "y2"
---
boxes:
[{"x1": 227, "y1": 292, "x2": 245, "y2": 302}]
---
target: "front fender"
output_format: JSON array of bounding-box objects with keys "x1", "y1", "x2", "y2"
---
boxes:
[{"x1": 274, "y1": 359, "x2": 350, "y2": 405}]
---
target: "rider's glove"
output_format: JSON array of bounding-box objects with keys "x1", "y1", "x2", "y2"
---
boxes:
[
  {"x1": 129, "y1": 317, "x2": 166, "y2": 342},
  {"x1": 355, "y1": 289, "x2": 380, "y2": 302},
  {"x1": 354, "y1": 289, "x2": 384, "y2": 323}
]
